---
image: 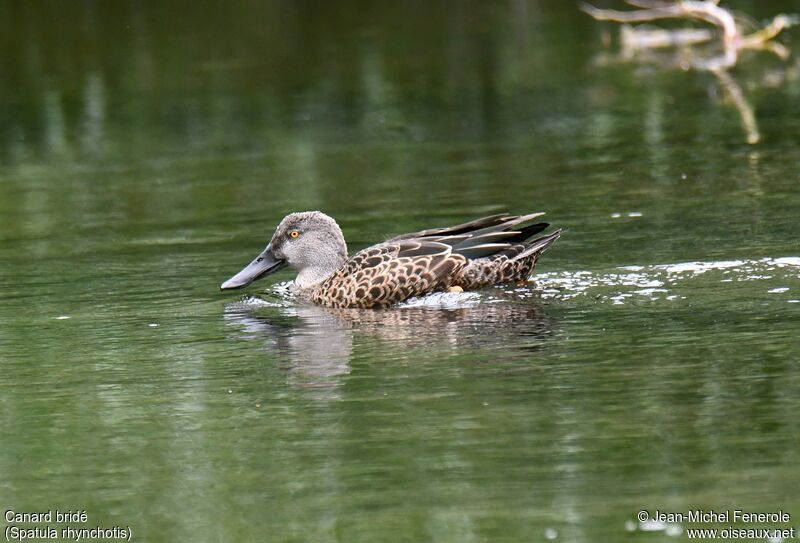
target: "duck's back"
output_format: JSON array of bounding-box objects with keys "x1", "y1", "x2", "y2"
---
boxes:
[
  {"x1": 301, "y1": 213, "x2": 560, "y2": 309},
  {"x1": 306, "y1": 240, "x2": 468, "y2": 308}
]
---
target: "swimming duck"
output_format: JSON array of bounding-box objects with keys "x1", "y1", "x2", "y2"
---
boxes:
[{"x1": 220, "y1": 211, "x2": 561, "y2": 309}]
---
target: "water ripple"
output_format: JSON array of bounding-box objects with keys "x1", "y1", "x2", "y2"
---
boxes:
[{"x1": 538, "y1": 257, "x2": 800, "y2": 305}]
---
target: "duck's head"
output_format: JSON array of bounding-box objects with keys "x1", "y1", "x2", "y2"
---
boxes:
[{"x1": 220, "y1": 211, "x2": 348, "y2": 291}]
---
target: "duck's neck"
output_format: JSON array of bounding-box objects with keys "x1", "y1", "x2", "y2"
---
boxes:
[{"x1": 293, "y1": 249, "x2": 348, "y2": 290}]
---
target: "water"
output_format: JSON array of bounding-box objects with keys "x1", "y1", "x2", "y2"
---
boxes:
[{"x1": 1, "y1": 1, "x2": 799, "y2": 541}]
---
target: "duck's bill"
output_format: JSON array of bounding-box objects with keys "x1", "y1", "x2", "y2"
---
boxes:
[{"x1": 220, "y1": 244, "x2": 286, "y2": 290}]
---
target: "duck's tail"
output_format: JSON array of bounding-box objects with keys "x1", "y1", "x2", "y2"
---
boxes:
[{"x1": 511, "y1": 229, "x2": 562, "y2": 261}]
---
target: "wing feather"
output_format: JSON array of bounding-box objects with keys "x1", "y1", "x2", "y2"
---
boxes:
[
  {"x1": 311, "y1": 240, "x2": 466, "y2": 308},
  {"x1": 383, "y1": 213, "x2": 549, "y2": 261},
  {"x1": 310, "y1": 215, "x2": 559, "y2": 306}
]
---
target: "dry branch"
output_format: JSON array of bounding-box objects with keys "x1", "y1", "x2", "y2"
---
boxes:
[
  {"x1": 580, "y1": 0, "x2": 794, "y2": 52},
  {"x1": 621, "y1": 25, "x2": 712, "y2": 49},
  {"x1": 581, "y1": 0, "x2": 797, "y2": 144},
  {"x1": 580, "y1": 1, "x2": 738, "y2": 42}
]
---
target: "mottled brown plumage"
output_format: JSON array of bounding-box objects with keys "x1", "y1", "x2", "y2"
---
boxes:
[
  {"x1": 221, "y1": 211, "x2": 561, "y2": 308},
  {"x1": 308, "y1": 240, "x2": 466, "y2": 308}
]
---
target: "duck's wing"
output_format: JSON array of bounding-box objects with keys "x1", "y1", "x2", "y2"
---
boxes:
[
  {"x1": 388, "y1": 214, "x2": 514, "y2": 241},
  {"x1": 389, "y1": 213, "x2": 550, "y2": 260},
  {"x1": 454, "y1": 229, "x2": 562, "y2": 289},
  {"x1": 390, "y1": 213, "x2": 562, "y2": 290},
  {"x1": 309, "y1": 240, "x2": 467, "y2": 309}
]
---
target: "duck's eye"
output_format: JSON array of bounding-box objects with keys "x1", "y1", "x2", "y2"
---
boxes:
[{"x1": 289, "y1": 230, "x2": 300, "y2": 239}]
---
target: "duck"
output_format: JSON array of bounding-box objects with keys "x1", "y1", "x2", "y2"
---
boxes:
[{"x1": 220, "y1": 211, "x2": 561, "y2": 309}]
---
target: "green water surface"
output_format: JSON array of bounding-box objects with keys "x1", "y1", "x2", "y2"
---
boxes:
[{"x1": 1, "y1": 2, "x2": 799, "y2": 542}]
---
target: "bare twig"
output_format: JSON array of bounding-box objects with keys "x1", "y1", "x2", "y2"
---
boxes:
[
  {"x1": 741, "y1": 15, "x2": 792, "y2": 50},
  {"x1": 580, "y1": 1, "x2": 738, "y2": 42},
  {"x1": 621, "y1": 25, "x2": 712, "y2": 49},
  {"x1": 582, "y1": 0, "x2": 796, "y2": 144},
  {"x1": 624, "y1": 0, "x2": 674, "y2": 9},
  {"x1": 580, "y1": 3, "x2": 687, "y2": 23}
]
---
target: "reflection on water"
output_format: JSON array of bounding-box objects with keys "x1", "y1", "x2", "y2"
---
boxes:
[
  {"x1": 2, "y1": 1, "x2": 800, "y2": 541},
  {"x1": 224, "y1": 302, "x2": 354, "y2": 395},
  {"x1": 223, "y1": 292, "x2": 557, "y2": 394},
  {"x1": 584, "y1": 2, "x2": 799, "y2": 144}
]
